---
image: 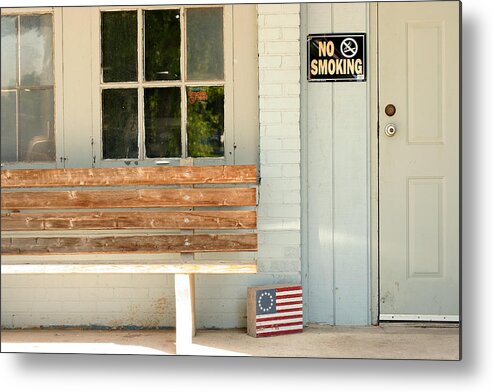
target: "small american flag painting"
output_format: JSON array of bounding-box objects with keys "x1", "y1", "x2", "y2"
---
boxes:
[{"x1": 247, "y1": 284, "x2": 303, "y2": 337}]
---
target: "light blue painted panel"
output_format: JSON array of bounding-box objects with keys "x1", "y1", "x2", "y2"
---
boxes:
[
  {"x1": 332, "y1": 2, "x2": 370, "y2": 325},
  {"x1": 333, "y1": 82, "x2": 370, "y2": 325},
  {"x1": 302, "y1": 2, "x2": 371, "y2": 325},
  {"x1": 301, "y1": 2, "x2": 335, "y2": 324}
]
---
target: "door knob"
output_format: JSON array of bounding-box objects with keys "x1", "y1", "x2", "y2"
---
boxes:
[{"x1": 384, "y1": 123, "x2": 397, "y2": 137}]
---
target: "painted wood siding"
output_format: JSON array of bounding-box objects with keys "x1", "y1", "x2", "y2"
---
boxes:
[{"x1": 301, "y1": 2, "x2": 371, "y2": 325}]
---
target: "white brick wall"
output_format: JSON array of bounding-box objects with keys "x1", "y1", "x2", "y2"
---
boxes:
[
  {"x1": 1, "y1": 4, "x2": 302, "y2": 330},
  {"x1": 1, "y1": 274, "x2": 176, "y2": 329},
  {"x1": 257, "y1": 3, "x2": 302, "y2": 280}
]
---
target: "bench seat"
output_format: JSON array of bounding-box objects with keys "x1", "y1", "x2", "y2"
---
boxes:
[{"x1": 1, "y1": 261, "x2": 257, "y2": 274}]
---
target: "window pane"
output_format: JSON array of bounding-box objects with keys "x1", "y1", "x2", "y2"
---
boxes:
[
  {"x1": 1, "y1": 16, "x2": 18, "y2": 88},
  {"x1": 144, "y1": 88, "x2": 181, "y2": 158},
  {"x1": 187, "y1": 86, "x2": 224, "y2": 158},
  {"x1": 101, "y1": 11, "x2": 137, "y2": 82},
  {"x1": 19, "y1": 88, "x2": 55, "y2": 162},
  {"x1": 102, "y1": 89, "x2": 138, "y2": 159},
  {"x1": 186, "y1": 8, "x2": 224, "y2": 81},
  {"x1": 1, "y1": 92, "x2": 17, "y2": 162},
  {"x1": 144, "y1": 10, "x2": 181, "y2": 81},
  {"x1": 20, "y1": 14, "x2": 53, "y2": 86}
]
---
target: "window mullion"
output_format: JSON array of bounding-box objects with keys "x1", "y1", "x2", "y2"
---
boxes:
[
  {"x1": 180, "y1": 7, "x2": 187, "y2": 160},
  {"x1": 137, "y1": 8, "x2": 144, "y2": 160},
  {"x1": 16, "y1": 15, "x2": 21, "y2": 161}
]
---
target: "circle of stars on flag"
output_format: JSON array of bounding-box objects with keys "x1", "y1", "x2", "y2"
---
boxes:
[{"x1": 258, "y1": 291, "x2": 274, "y2": 313}]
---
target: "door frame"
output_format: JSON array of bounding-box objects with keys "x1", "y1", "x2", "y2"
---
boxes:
[{"x1": 369, "y1": 2, "x2": 379, "y2": 325}]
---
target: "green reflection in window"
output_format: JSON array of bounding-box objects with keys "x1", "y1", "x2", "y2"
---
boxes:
[
  {"x1": 187, "y1": 86, "x2": 224, "y2": 158},
  {"x1": 101, "y1": 11, "x2": 137, "y2": 82},
  {"x1": 144, "y1": 10, "x2": 181, "y2": 81},
  {"x1": 102, "y1": 89, "x2": 138, "y2": 159},
  {"x1": 144, "y1": 88, "x2": 181, "y2": 158}
]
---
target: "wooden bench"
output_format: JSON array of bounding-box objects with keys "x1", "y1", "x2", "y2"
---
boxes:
[{"x1": 1, "y1": 165, "x2": 258, "y2": 354}]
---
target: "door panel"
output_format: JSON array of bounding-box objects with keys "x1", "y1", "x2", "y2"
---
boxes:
[{"x1": 379, "y1": 1, "x2": 460, "y2": 321}]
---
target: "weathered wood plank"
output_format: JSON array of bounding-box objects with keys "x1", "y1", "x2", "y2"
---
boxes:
[
  {"x1": 1, "y1": 165, "x2": 257, "y2": 188},
  {"x1": 0, "y1": 262, "x2": 257, "y2": 274},
  {"x1": 1, "y1": 188, "x2": 257, "y2": 210},
  {"x1": 1, "y1": 233, "x2": 258, "y2": 255},
  {"x1": 1, "y1": 211, "x2": 257, "y2": 231}
]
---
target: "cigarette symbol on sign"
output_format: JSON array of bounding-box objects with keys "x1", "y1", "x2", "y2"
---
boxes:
[{"x1": 340, "y1": 38, "x2": 358, "y2": 58}]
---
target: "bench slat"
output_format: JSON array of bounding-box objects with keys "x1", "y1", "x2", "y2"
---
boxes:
[
  {"x1": 1, "y1": 210, "x2": 257, "y2": 231},
  {"x1": 0, "y1": 262, "x2": 257, "y2": 274},
  {"x1": 1, "y1": 165, "x2": 257, "y2": 188},
  {"x1": 1, "y1": 188, "x2": 257, "y2": 210},
  {"x1": 2, "y1": 233, "x2": 258, "y2": 255}
]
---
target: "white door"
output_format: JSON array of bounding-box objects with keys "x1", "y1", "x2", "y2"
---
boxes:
[{"x1": 379, "y1": 1, "x2": 460, "y2": 321}]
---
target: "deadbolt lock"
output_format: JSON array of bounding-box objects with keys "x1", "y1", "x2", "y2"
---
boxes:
[
  {"x1": 385, "y1": 104, "x2": 396, "y2": 117},
  {"x1": 384, "y1": 123, "x2": 397, "y2": 137}
]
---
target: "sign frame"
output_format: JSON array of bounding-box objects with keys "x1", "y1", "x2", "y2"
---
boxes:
[{"x1": 307, "y1": 33, "x2": 367, "y2": 82}]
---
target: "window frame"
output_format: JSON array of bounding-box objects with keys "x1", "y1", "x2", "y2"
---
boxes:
[
  {"x1": 0, "y1": 7, "x2": 64, "y2": 169},
  {"x1": 93, "y1": 4, "x2": 234, "y2": 168}
]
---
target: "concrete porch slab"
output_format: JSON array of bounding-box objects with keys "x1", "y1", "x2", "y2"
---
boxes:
[{"x1": 0, "y1": 324, "x2": 460, "y2": 360}]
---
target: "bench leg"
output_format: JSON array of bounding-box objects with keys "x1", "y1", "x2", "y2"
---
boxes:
[{"x1": 175, "y1": 273, "x2": 196, "y2": 355}]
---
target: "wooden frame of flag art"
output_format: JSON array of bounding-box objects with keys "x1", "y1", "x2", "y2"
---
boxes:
[{"x1": 247, "y1": 284, "x2": 303, "y2": 337}]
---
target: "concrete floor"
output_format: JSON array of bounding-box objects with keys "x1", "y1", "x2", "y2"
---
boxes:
[{"x1": 1, "y1": 323, "x2": 460, "y2": 360}]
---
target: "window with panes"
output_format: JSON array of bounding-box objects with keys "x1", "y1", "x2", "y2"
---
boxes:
[
  {"x1": 100, "y1": 7, "x2": 226, "y2": 161},
  {"x1": 1, "y1": 13, "x2": 55, "y2": 163}
]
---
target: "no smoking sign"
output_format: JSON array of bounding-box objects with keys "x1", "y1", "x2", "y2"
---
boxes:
[{"x1": 307, "y1": 33, "x2": 366, "y2": 82}]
